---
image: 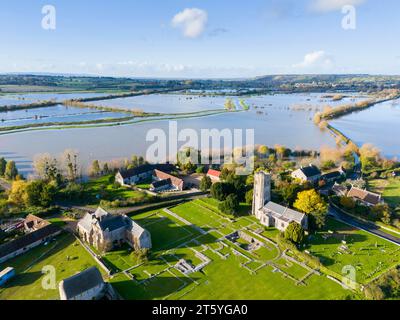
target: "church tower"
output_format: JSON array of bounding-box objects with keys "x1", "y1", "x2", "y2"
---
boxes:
[{"x1": 252, "y1": 171, "x2": 271, "y2": 217}]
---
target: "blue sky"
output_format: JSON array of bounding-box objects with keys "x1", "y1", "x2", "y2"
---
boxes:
[{"x1": 0, "y1": 0, "x2": 399, "y2": 78}]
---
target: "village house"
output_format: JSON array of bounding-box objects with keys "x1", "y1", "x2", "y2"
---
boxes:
[
  {"x1": 24, "y1": 214, "x2": 50, "y2": 232},
  {"x1": 0, "y1": 217, "x2": 62, "y2": 264},
  {"x1": 321, "y1": 169, "x2": 345, "y2": 184},
  {"x1": 253, "y1": 171, "x2": 308, "y2": 231},
  {"x1": 151, "y1": 169, "x2": 185, "y2": 192},
  {"x1": 347, "y1": 186, "x2": 383, "y2": 207},
  {"x1": 115, "y1": 164, "x2": 175, "y2": 186},
  {"x1": 77, "y1": 207, "x2": 152, "y2": 253},
  {"x1": 206, "y1": 169, "x2": 221, "y2": 183},
  {"x1": 59, "y1": 267, "x2": 106, "y2": 300},
  {"x1": 291, "y1": 164, "x2": 322, "y2": 184},
  {"x1": 332, "y1": 183, "x2": 348, "y2": 197}
]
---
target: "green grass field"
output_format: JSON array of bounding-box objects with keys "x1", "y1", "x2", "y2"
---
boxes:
[
  {"x1": 109, "y1": 200, "x2": 351, "y2": 300},
  {"x1": 369, "y1": 178, "x2": 400, "y2": 208},
  {"x1": 304, "y1": 219, "x2": 400, "y2": 284},
  {"x1": 1, "y1": 197, "x2": 397, "y2": 300},
  {"x1": 0, "y1": 233, "x2": 106, "y2": 300},
  {"x1": 84, "y1": 175, "x2": 149, "y2": 202}
]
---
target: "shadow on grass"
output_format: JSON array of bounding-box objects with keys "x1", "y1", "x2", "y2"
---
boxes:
[
  {"x1": 111, "y1": 276, "x2": 199, "y2": 300},
  {"x1": 2, "y1": 271, "x2": 43, "y2": 288}
]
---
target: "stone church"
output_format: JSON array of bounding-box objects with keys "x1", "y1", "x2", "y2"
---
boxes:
[
  {"x1": 77, "y1": 207, "x2": 152, "y2": 253},
  {"x1": 252, "y1": 171, "x2": 308, "y2": 232}
]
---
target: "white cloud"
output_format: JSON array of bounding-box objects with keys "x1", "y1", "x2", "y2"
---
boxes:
[
  {"x1": 293, "y1": 50, "x2": 335, "y2": 69},
  {"x1": 172, "y1": 8, "x2": 208, "y2": 38},
  {"x1": 310, "y1": 0, "x2": 366, "y2": 12}
]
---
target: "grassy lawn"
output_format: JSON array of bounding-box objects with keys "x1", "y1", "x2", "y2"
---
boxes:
[
  {"x1": 4, "y1": 197, "x2": 396, "y2": 300},
  {"x1": 0, "y1": 233, "x2": 106, "y2": 300},
  {"x1": 108, "y1": 201, "x2": 351, "y2": 300},
  {"x1": 369, "y1": 178, "x2": 400, "y2": 208},
  {"x1": 68, "y1": 174, "x2": 151, "y2": 206},
  {"x1": 304, "y1": 218, "x2": 400, "y2": 284}
]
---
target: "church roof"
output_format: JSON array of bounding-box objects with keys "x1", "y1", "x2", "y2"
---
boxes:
[
  {"x1": 78, "y1": 207, "x2": 147, "y2": 238},
  {"x1": 99, "y1": 216, "x2": 127, "y2": 232},
  {"x1": 263, "y1": 201, "x2": 305, "y2": 225}
]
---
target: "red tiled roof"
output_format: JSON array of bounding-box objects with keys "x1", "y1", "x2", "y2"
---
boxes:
[
  {"x1": 348, "y1": 187, "x2": 381, "y2": 206},
  {"x1": 153, "y1": 170, "x2": 184, "y2": 191},
  {"x1": 207, "y1": 169, "x2": 221, "y2": 178}
]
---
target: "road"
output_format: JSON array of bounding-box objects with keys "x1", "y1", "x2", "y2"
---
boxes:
[{"x1": 329, "y1": 205, "x2": 400, "y2": 246}]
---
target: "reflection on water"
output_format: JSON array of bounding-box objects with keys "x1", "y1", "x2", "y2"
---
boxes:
[
  {"x1": 330, "y1": 99, "x2": 400, "y2": 159},
  {"x1": 0, "y1": 92, "x2": 369, "y2": 175}
]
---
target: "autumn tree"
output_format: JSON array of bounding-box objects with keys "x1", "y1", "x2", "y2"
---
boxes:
[
  {"x1": 90, "y1": 160, "x2": 101, "y2": 177},
  {"x1": 8, "y1": 180, "x2": 29, "y2": 205},
  {"x1": 359, "y1": 144, "x2": 381, "y2": 172},
  {"x1": 294, "y1": 189, "x2": 328, "y2": 230},
  {"x1": 62, "y1": 149, "x2": 80, "y2": 181},
  {"x1": 4, "y1": 161, "x2": 18, "y2": 180},
  {"x1": 33, "y1": 153, "x2": 60, "y2": 181}
]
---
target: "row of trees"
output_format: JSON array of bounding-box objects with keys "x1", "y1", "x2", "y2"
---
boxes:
[{"x1": 0, "y1": 157, "x2": 19, "y2": 180}]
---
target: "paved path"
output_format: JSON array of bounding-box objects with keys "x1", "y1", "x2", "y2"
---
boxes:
[{"x1": 329, "y1": 205, "x2": 400, "y2": 246}]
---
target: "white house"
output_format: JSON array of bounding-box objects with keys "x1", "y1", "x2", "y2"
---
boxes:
[{"x1": 291, "y1": 165, "x2": 322, "y2": 184}]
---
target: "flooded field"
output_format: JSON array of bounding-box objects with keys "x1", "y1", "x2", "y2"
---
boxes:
[{"x1": 330, "y1": 98, "x2": 400, "y2": 159}]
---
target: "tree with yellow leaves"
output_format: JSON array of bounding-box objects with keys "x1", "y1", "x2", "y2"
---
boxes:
[{"x1": 294, "y1": 189, "x2": 328, "y2": 230}]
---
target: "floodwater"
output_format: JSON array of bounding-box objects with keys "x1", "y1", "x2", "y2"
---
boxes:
[
  {"x1": 0, "y1": 92, "x2": 110, "y2": 107},
  {"x1": 330, "y1": 98, "x2": 400, "y2": 159},
  {"x1": 0, "y1": 104, "x2": 127, "y2": 127},
  {"x1": 0, "y1": 92, "x2": 369, "y2": 175}
]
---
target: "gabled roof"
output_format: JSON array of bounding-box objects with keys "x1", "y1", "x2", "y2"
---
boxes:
[
  {"x1": 78, "y1": 207, "x2": 147, "y2": 238},
  {"x1": 332, "y1": 183, "x2": 348, "y2": 196},
  {"x1": 99, "y1": 216, "x2": 127, "y2": 232},
  {"x1": 118, "y1": 164, "x2": 176, "y2": 179},
  {"x1": 0, "y1": 224, "x2": 61, "y2": 259},
  {"x1": 262, "y1": 201, "x2": 306, "y2": 225},
  {"x1": 294, "y1": 165, "x2": 321, "y2": 178},
  {"x1": 348, "y1": 187, "x2": 381, "y2": 206},
  {"x1": 151, "y1": 178, "x2": 172, "y2": 189},
  {"x1": 322, "y1": 171, "x2": 342, "y2": 180},
  {"x1": 154, "y1": 170, "x2": 184, "y2": 190},
  {"x1": 207, "y1": 169, "x2": 221, "y2": 178},
  {"x1": 24, "y1": 214, "x2": 50, "y2": 231},
  {"x1": 59, "y1": 267, "x2": 104, "y2": 300},
  {"x1": 118, "y1": 164, "x2": 154, "y2": 179}
]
